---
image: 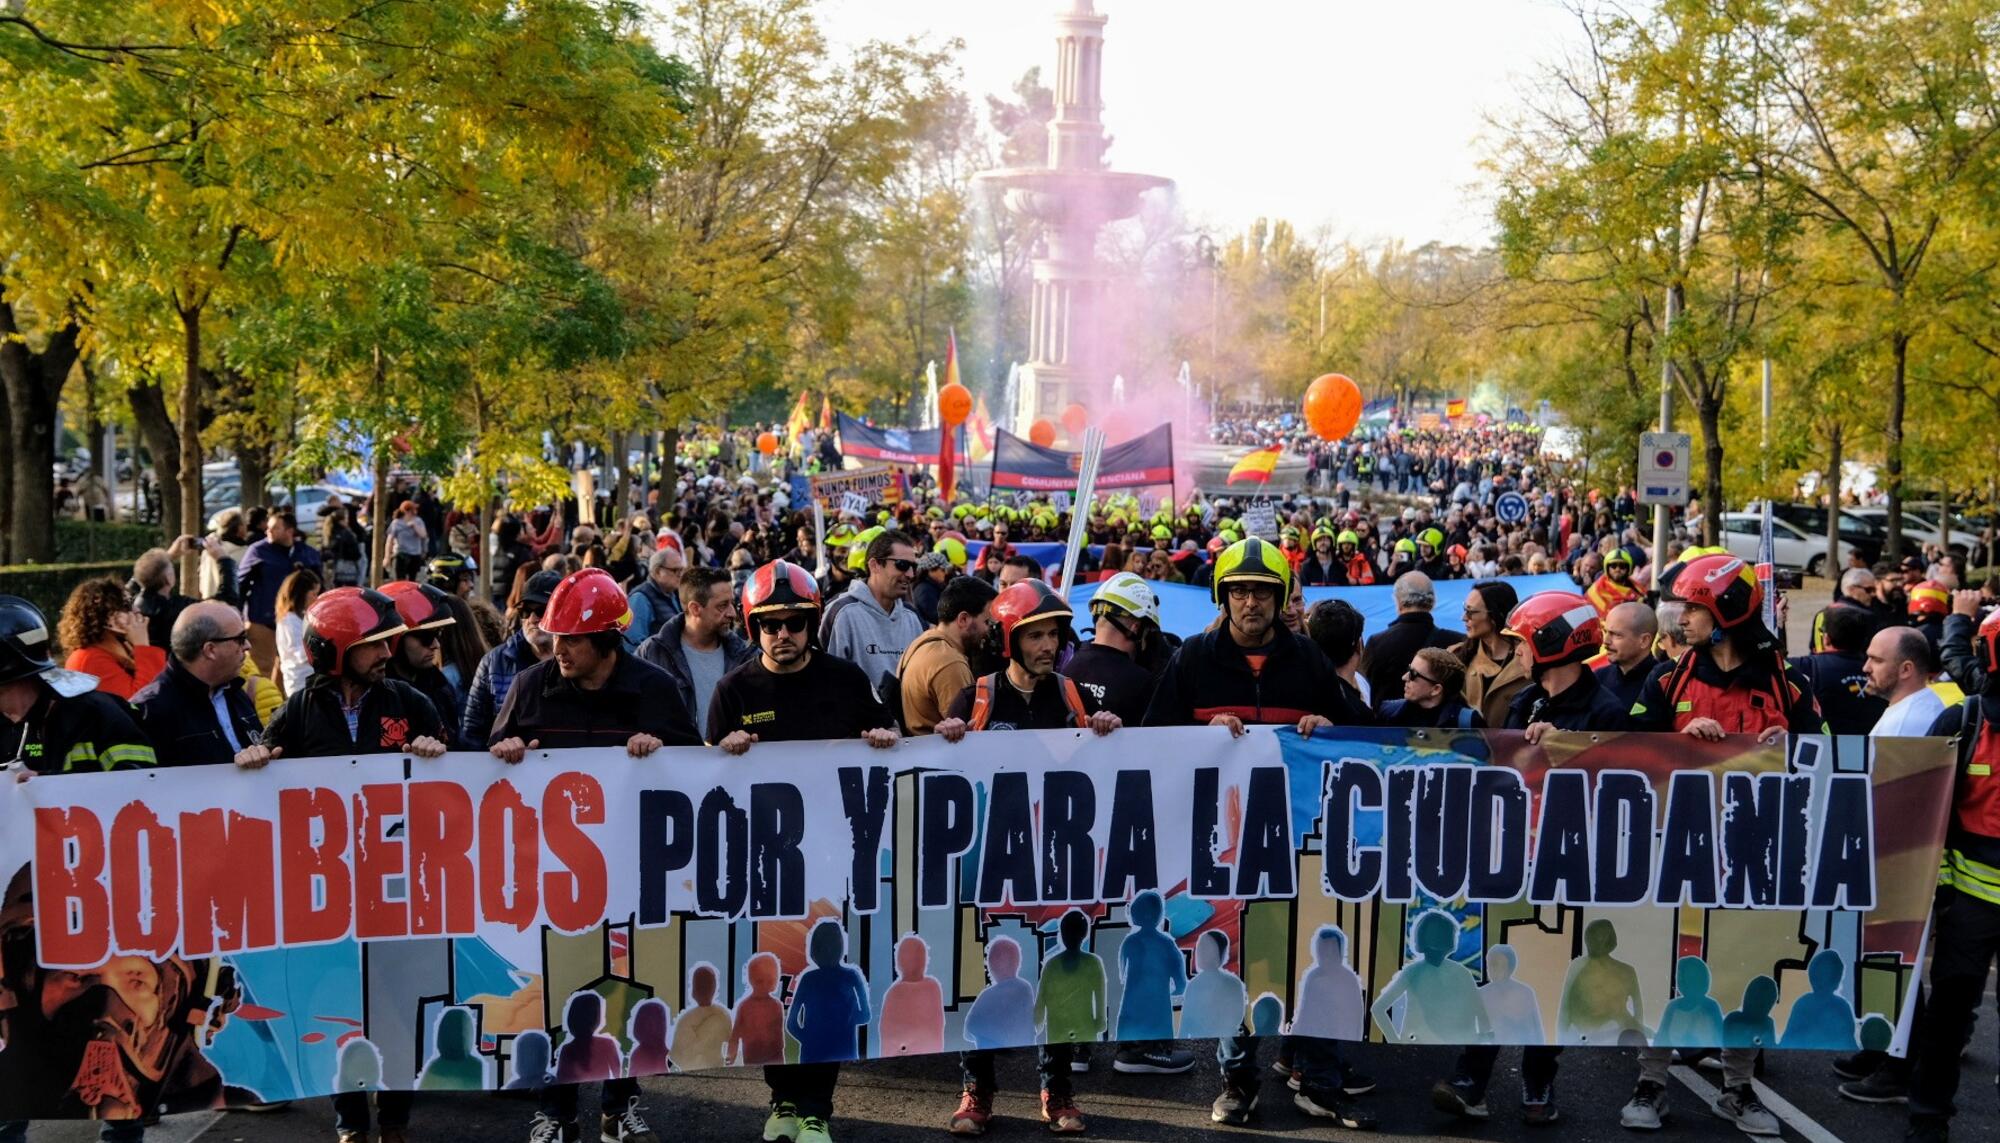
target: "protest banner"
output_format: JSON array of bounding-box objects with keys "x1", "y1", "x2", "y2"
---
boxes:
[
  {"x1": 990, "y1": 424, "x2": 1174, "y2": 492},
  {"x1": 808, "y1": 465, "x2": 903, "y2": 514},
  {"x1": 0, "y1": 726, "x2": 1950, "y2": 1119},
  {"x1": 834, "y1": 413, "x2": 965, "y2": 467}
]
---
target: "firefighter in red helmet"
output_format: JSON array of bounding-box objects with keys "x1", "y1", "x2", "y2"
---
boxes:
[
  {"x1": 1628, "y1": 553, "x2": 1822, "y2": 743},
  {"x1": 263, "y1": 587, "x2": 448, "y2": 760},
  {"x1": 379, "y1": 580, "x2": 464, "y2": 745},
  {"x1": 705, "y1": 559, "x2": 897, "y2": 1143}
]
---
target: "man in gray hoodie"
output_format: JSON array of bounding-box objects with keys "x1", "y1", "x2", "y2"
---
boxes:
[{"x1": 822, "y1": 528, "x2": 925, "y2": 697}]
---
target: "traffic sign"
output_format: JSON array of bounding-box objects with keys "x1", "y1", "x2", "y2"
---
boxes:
[
  {"x1": 1495, "y1": 491, "x2": 1528, "y2": 524},
  {"x1": 1637, "y1": 431, "x2": 1692, "y2": 507}
]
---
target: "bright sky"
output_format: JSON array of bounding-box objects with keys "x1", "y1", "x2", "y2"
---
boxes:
[{"x1": 818, "y1": 0, "x2": 1581, "y2": 249}]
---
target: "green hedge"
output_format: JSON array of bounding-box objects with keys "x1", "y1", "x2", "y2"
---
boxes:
[
  {"x1": 54, "y1": 520, "x2": 162, "y2": 563},
  {"x1": 0, "y1": 561, "x2": 134, "y2": 620}
]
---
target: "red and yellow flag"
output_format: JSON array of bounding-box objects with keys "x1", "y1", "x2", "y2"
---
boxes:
[
  {"x1": 968, "y1": 393, "x2": 995, "y2": 462},
  {"x1": 818, "y1": 392, "x2": 835, "y2": 433},
  {"x1": 937, "y1": 332, "x2": 960, "y2": 502},
  {"x1": 784, "y1": 391, "x2": 812, "y2": 442},
  {"x1": 1446, "y1": 397, "x2": 1467, "y2": 420},
  {"x1": 1227, "y1": 446, "x2": 1282, "y2": 485}
]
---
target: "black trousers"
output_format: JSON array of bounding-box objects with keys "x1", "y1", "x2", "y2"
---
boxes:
[
  {"x1": 1911, "y1": 887, "x2": 2000, "y2": 1123},
  {"x1": 766, "y1": 1063, "x2": 839, "y2": 1119},
  {"x1": 538, "y1": 1078, "x2": 639, "y2": 1122},
  {"x1": 1455, "y1": 1044, "x2": 1562, "y2": 1100}
]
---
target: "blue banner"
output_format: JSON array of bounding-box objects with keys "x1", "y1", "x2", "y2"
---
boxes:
[
  {"x1": 835, "y1": 413, "x2": 966, "y2": 466},
  {"x1": 1063, "y1": 574, "x2": 1580, "y2": 641}
]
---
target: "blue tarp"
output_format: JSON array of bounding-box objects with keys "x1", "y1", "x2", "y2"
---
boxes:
[{"x1": 1062, "y1": 574, "x2": 1580, "y2": 641}]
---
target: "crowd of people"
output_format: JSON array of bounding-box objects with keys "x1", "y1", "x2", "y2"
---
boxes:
[{"x1": 4, "y1": 415, "x2": 1999, "y2": 1143}]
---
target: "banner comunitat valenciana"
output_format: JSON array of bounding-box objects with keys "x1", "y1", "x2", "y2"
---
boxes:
[{"x1": 0, "y1": 727, "x2": 1952, "y2": 1118}]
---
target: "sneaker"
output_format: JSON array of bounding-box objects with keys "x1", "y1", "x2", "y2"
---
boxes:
[
  {"x1": 949, "y1": 1091, "x2": 992, "y2": 1136},
  {"x1": 1295, "y1": 1085, "x2": 1378, "y2": 1130},
  {"x1": 1342, "y1": 1070, "x2": 1379, "y2": 1097},
  {"x1": 1620, "y1": 1081, "x2": 1669, "y2": 1130},
  {"x1": 1211, "y1": 1080, "x2": 1260, "y2": 1126},
  {"x1": 1714, "y1": 1085, "x2": 1780, "y2": 1137},
  {"x1": 1069, "y1": 1044, "x2": 1092, "y2": 1073},
  {"x1": 797, "y1": 1117, "x2": 832, "y2": 1143},
  {"x1": 529, "y1": 1114, "x2": 580, "y2": 1143},
  {"x1": 1040, "y1": 1092, "x2": 1086, "y2": 1135},
  {"x1": 1113, "y1": 1046, "x2": 1195, "y2": 1074},
  {"x1": 763, "y1": 1103, "x2": 800, "y2": 1143},
  {"x1": 337, "y1": 1132, "x2": 368, "y2": 1143},
  {"x1": 1841, "y1": 1067, "x2": 1910, "y2": 1104},
  {"x1": 1833, "y1": 1050, "x2": 1887, "y2": 1081},
  {"x1": 1522, "y1": 1088, "x2": 1560, "y2": 1127},
  {"x1": 1699, "y1": 1049, "x2": 1767, "y2": 1078},
  {"x1": 1270, "y1": 1059, "x2": 1294, "y2": 1081},
  {"x1": 1431, "y1": 1078, "x2": 1490, "y2": 1120},
  {"x1": 602, "y1": 1096, "x2": 659, "y2": 1143}
]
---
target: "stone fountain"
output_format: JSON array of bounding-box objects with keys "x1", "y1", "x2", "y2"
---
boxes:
[{"x1": 977, "y1": 0, "x2": 1172, "y2": 425}]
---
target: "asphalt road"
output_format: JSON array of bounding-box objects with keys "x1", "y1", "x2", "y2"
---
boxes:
[
  {"x1": 25, "y1": 1028, "x2": 1993, "y2": 1143},
  {"x1": 24, "y1": 576, "x2": 1958, "y2": 1143}
]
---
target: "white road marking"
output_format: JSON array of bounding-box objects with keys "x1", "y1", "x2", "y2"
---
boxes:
[{"x1": 1670, "y1": 1064, "x2": 1846, "y2": 1143}]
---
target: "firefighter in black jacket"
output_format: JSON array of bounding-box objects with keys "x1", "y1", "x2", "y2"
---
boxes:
[
  {"x1": 262, "y1": 588, "x2": 448, "y2": 761},
  {"x1": 131, "y1": 600, "x2": 267, "y2": 768},
  {"x1": 0, "y1": 595, "x2": 156, "y2": 775},
  {"x1": 258, "y1": 587, "x2": 443, "y2": 1142},
  {"x1": 380, "y1": 580, "x2": 466, "y2": 747},
  {"x1": 1141, "y1": 539, "x2": 1369, "y2": 1131},
  {"x1": 489, "y1": 568, "x2": 694, "y2": 1143}
]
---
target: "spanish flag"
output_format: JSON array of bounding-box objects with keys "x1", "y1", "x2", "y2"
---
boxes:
[
  {"x1": 784, "y1": 390, "x2": 813, "y2": 442},
  {"x1": 937, "y1": 332, "x2": 960, "y2": 503},
  {"x1": 968, "y1": 393, "x2": 995, "y2": 462},
  {"x1": 819, "y1": 392, "x2": 835, "y2": 433},
  {"x1": 1227, "y1": 445, "x2": 1283, "y2": 485},
  {"x1": 1446, "y1": 397, "x2": 1467, "y2": 420}
]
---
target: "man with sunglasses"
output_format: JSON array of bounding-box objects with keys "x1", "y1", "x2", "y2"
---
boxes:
[
  {"x1": 132, "y1": 601, "x2": 269, "y2": 768},
  {"x1": 381, "y1": 581, "x2": 465, "y2": 748},
  {"x1": 1141, "y1": 538, "x2": 1374, "y2": 1131},
  {"x1": 822, "y1": 529, "x2": 925, "y2": 699},
  {"x1": 710, "y1": 560, "x2": 898, "y2": 1143}
]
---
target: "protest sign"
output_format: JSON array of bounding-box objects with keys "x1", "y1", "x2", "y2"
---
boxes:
[
  {"x1": 0, "y1": 727, "x2": 1949, "y2": 1118},
  {"x1": 808, "y1": 465, "x2": 902, "y2": 514}
]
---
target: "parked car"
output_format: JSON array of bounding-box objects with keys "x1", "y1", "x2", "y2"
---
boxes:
[
  {"x1": 1742, "y1": 501, "x2": 1884, "y2": 566},
  {"x1": 1718, "y1": 513, "x2": 1855, "y2": 578},
  {"x1": 1844, "y1": 505, "x2": 1984, "y2": 557}
]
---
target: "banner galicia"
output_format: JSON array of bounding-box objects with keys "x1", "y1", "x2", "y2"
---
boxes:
[
  {"x1": 0, "y1": 726, "x2": 1950, "y2": 1119},
  {"x1": 835, "y1": 413, "x2": 966, "y2": 466},
  {"x1": 990, "y1": 424, "x2": 1175, "y2": 491}
]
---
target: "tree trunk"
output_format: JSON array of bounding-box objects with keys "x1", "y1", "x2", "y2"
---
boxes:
[
  {"x1": 237, "y1": 443, "x2": 271, "y2": 515},
  {"x1": 609, "y1": 429, "x2": 630, "y2": 524},
  {"x1": 1883, "y1": 329, "x2": 1909, "y2": 560},
  {"x1": 177, "y1": 305, "x2": 205, "y2": 588},
  {"x1": 1696, "y1": 392, "x2": 1725, "y2": 548},
  {"x1": 661, "y1": 427, "x2": 681, "y2": 500},
  {"x1": 1824, "y1": 421, "x2": 1843, "y2": 575},
  {"x1": 0, "y1": 296, "x2": 81, "y2": 564},
  {"x1": 127, "y1": 382, "x2": 183, "y2": 543},
  {"x1": 0, "y1": 366, "x2": 12, "y2": 565}
]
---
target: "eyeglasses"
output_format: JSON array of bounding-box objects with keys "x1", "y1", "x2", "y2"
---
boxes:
[
  {"x1": 756, "y1": 614, "x2": 812, "y2": 635},
  {"x1": 1404, "y1": 667, "x2": 1440, "y2": 685},
  {"x1": 880, "y1": 557, "x2": 918, "y2": 573},
  {"x1": 1225, "y1": 584, "x2": 1277, "y2": 600},
  {"x1": 1462, "y1": 608, "x2": 1487, "y2": 618},
  {"x1": 206, "y1": 631, "x2": 252, "y2": 648},
  {"x1": 404, "y1": 628, "x2": 440, "y2": 645}
]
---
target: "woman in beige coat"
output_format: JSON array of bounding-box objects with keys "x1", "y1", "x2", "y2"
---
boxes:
[{"x1": 1451, "y1": 580, "x2": 1531, "y2": 728}]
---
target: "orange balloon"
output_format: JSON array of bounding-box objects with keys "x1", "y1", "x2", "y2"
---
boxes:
[
  {"x1": 756, "y1": 431, "x2": 779, "y2": 455},
  {"x1": 1303, "y1": 373, "x2": 1363, "y2": 441},
  {"x1": 1029, "y1": 419, "x2": 1058, "y2": 448},
  {"x1": 1061, "y1": 403, "x2": 1089, "y2": 437},
  {"x1": 938, "y1": 382, "x2": 972, "y2": 426}
]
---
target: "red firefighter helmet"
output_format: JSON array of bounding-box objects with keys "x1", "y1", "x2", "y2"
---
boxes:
[
  {"x1": 992, "y1": 579, "x2": 1074, "y2": 659},
  {"x1": 1907, "y1": 580, "x2": 1950, "y2": 618},
  {"x1": 1977, "y1": 608, "x2": 2000, "y2": 677},
  {"x1": 1504, "y1": 591, "x2": 1603, "y2": 668},
  {"x1": 539, "y1": 568, "x2": 632, "y2": 637},
  {"x1": 1661, "y1": 552, "x2": 1762, "y2": 628},
  {"x1": 304, "y1": 588, "x2": 406, "y2": 677},
  {"x1": 742, "y1": 560, "x2": 822, "y2": 637},
  {"x1": 379, "y1": 580, "x2": 456, "y2": 632}
]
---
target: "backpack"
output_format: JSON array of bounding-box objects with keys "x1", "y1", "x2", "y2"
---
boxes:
[{"x1": 968, "y1": 673, "x2": 1090, "y2": 731}]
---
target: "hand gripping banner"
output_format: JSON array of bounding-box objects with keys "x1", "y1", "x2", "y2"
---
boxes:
[{"x1": 0, "y1": 726, "x2": 1953, "y2": 1119}]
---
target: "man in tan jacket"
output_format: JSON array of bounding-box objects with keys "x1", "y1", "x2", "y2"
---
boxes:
[{"x1": 897, "y1": 576, "x2": 998, "y2": 733}]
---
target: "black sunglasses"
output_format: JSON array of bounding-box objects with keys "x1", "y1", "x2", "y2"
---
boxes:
[
  {"x1": 880, "y1": 557, "x2": 918, "y2": 573},
  {"x1": 206, "y1": 631, "x2": 252, "y2": 648},
  {"x1": 756, "y1": 614, "x2": 812, "y2": 635},
  {"x1": 1404, "y1": 667, "x2": 1440, "y2": 685}
]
